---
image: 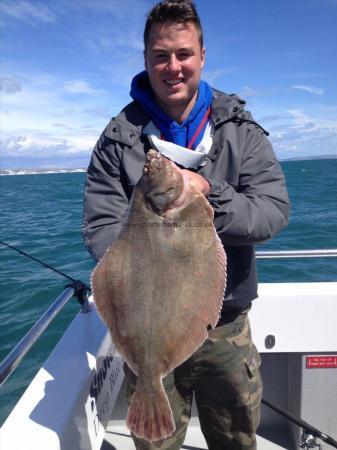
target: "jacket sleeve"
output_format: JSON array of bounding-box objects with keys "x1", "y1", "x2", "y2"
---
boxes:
[
  {"x1": 204, "y1": 122, "x2": 291, "y2": 246},
  {"x1": 82, "y1": 132, "x2": 130, "y2": 261}
]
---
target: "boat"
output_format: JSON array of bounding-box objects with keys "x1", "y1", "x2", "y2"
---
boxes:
[{"x1": 1, "y1": 250, "x2": 337, "y2": 450}]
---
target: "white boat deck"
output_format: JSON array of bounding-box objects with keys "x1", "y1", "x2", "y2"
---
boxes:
[
  {"x1": 1, "y1": 282, "x2": 337, "y2": 450},
  {"x1": 102, "y1": 419, "x2": 289, "y2": 450},
  {"x1": 101, "y1": 378, "x2": 292, "y2": 449}
]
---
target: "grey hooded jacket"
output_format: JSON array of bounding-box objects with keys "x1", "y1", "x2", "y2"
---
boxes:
[{"x1": 83, "y1": 89, "x2": 290, "y2": 318}]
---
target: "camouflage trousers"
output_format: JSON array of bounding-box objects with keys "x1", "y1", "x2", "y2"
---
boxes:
[{"x1": 125, "y1": 309, "x2": 263, "y2": 450}]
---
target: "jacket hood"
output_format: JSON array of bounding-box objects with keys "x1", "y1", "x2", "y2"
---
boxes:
[{"x1": 105, "y1": 88, "x2": 247, "y2": 145}]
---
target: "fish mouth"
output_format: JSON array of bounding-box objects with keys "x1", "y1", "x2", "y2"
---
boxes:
[
  {"x1": 143, "y1": 152, "x2": 185, "y2": 213},
  {"x1": 143, "y1": 150, "x2": 165, "y2": 175}
]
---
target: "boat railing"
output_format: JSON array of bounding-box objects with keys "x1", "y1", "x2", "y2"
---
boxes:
[
  {"x1": 256, "y1": 249, "x2": 337, "y2": 258},
  {"x1": 1, "y1": 249, "x2": 336, "y2": 387},
  {"x1": 0, "y1": 281, "x2": 91, "y2": 386}
]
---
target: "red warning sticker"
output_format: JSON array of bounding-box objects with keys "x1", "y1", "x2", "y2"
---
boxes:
[{"x1": 306, "y1": 356, "x2": 337, "y2": 369}]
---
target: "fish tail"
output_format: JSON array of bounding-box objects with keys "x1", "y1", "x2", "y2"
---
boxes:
[{"x1": 126, "y1": 379, "x2": 175, "y2": 442}]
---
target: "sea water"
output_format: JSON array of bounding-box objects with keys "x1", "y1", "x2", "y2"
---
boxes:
[{"x1": 0, "y1": 159, "x2": 336, "y2": 425}]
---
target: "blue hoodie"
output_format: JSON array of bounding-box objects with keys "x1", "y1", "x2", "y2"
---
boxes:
[{"x1": 130, "y1": 71, "x2": 212, "y2": 150}]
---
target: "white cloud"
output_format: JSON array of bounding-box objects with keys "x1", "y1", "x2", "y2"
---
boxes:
[
  {"x1": 257, "y1": 114, "x2": 287, "y2": 123},
  {"x1": 60, "y1": 0, "x2": 148, "y2": 59},
  {"x1": 0, "y1": 70, "x2": 116, "y2": 168},
  {"x1": 202, "y1": 68, "x2": 237, "y2": 86},
  {"x1": 0, "y1": 76, "x2": 22, "y2": 94},
  {"x1": 1, "y1": 134, "x2": 96, "y2": 157},
  {"x1": 64, "y1": 0, "x2": 151, "y2": 20},
  {"x1": 291, "y1": 85, "x2": 325, "y2": 96},
  {"x1": 63, "y1": 80, "x2": 105, "y2": 95},
  {"x1": 84, "y1": 33, "x2": 143, "y2": 53},
  {"x1": 269, "y1": 108, "x2": 337, "y2": 157},
  {"x1": 238, "y1": 86, "x2": 267, "y2": 98},
  {"x1": 1, "y1": 71, "x2": 112, "y2": 128},
  {"x1": 287, "y1": 108, "x2": 311, "y2": 124},
  {"x1": 0, "y1": 0, "x2": 56, "y2": 24}
]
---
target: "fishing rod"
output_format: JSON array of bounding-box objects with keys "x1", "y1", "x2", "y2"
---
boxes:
[
  {"x1": 0, "y1": 240, "x2": 91, "y2": 292},
  {"x1": 107, "y1": 405, "x2": 337, "y2": 450},
  {"x1": 0, "y1": 240, "x2": 93, "y2": 385},
  {"x1": 104, "y1": 396, "x2": 337, "y2": 449},
  {"x1": 262, "y1": 398, "x2": 337, "y2": 449}
]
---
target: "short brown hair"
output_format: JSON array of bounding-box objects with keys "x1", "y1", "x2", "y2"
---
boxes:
[{"x1": 144, "y1": 0, "x2": 203, "y2": 50}]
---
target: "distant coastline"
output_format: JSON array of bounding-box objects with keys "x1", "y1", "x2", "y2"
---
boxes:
[
  {"x1": 0, "y1": 168, "x2": 87, "y2": 176},
  {"x1": 1, "y1": 154, "x2": 336, "y2": 175},
  {"x1": 282, "y1": 154, "x2": 337, "y2": 162}
]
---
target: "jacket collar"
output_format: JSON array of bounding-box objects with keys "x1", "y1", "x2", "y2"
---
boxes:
[
  {"x1": 210, "y1": 89, "x2": 246, "y2": 125},
  {"x1": 105, "y1": 101, "x2": 150, "y2": 145},
  {"x1": 105, "y1": 89, "x2": 246, "y2": 146}
]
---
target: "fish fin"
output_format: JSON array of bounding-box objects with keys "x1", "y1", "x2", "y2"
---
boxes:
[
  {"x1": 164, "y1": 234, "x2": 226, "y2": 372},
  {"x1": 208, "y1": 235, "x2": 227, "y2": 328},
  {"x1": 91, "y1": 239, "x2": 128, "y2": 330},
  {"x1": 126, "y1": 379, "x2": 175, "y2": 442}
]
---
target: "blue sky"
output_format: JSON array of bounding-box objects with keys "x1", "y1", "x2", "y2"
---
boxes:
[{"x1": 1, "y1": 0, "x2": 337, "y2": 169}]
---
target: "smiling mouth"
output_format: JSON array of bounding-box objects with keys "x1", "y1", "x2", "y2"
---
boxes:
[{"x1": 164, "y1": 79, "x2": 183, "y2": 87}]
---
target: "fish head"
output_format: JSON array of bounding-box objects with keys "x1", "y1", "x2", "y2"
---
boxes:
[{"x1": 142, "y1": 150, "x2": 185, "y2": 214}]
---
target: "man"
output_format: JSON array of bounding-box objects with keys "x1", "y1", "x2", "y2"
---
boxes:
[{"x1": 83, "y1": 1, "x2": 290, "y2": 449}]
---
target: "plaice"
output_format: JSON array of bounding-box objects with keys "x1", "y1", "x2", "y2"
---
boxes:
[{"x1": 91, "y1": 149, "x2": 227, "y2": 442}]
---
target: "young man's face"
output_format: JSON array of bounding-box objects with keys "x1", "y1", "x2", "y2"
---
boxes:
[{"x1": 144, "y1": 21, "x2": 205, "y2": 122}]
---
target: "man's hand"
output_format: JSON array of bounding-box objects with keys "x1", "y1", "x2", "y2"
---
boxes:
[{"x1": 181, "y1": 169, "x2": 210, "y2": 195}]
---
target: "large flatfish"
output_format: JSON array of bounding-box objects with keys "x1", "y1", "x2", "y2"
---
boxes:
[{"x1": 91, "y1": 150, "x2": 226, "y2": 442}]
